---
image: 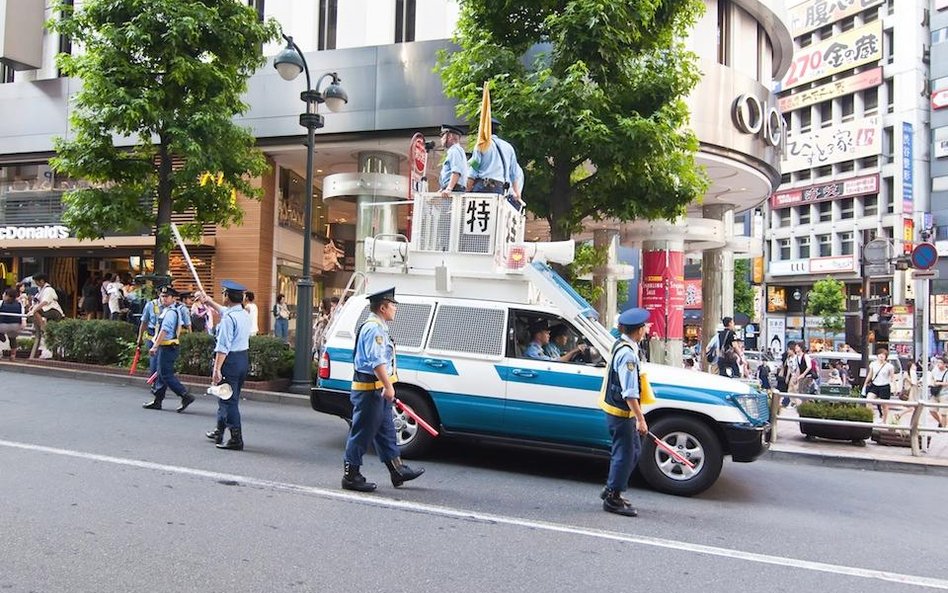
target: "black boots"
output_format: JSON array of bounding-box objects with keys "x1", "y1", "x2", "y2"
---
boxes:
[
  {"x1": 216, "y1": 427, "x2": 243, "y2": 451},
  {"x1": 385, "y1": 458, "x2": 425, "y2": 488},
  {"x1": 341, "y1": 461, "x2": 377, "y2": 492},
  {"x1": 206, "y1": 421, "x2": 225, "y2": 445},
  {"x1": 142, "y1": 392, "x2": 163, "y2": 410},
  {"x1": 601, "y1": 488, "x2": 638, "y2": 517},
  {"x1": 176, "y1": 392, "x2": 194, "y2": 413}
]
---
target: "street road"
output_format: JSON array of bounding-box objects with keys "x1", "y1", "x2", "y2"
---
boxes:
[{"x1": 1, "y1": 370, "x2": 946, "y2": 592}]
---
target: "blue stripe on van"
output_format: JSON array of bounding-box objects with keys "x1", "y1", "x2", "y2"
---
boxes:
[
  {"x1": 325, "y1": 347, "x2": 458, "y2": 376},
  {"x1": 494, "y1": 365, "x2": 604, "y2": 391}
]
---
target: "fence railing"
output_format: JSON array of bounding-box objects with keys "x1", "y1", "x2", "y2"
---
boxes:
[{"x1": 768, "y1": 391, "x2": 948, "y2": 457}]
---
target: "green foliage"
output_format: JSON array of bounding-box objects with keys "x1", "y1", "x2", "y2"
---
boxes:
[
  {"x1": 47, "y1": 0, "x2": 280, "y2": 273},
  {"x1": 44, "y1": 319, "x2": 137, "y2": 364},
  {"x1": 248, "y1": 335, "x2": 295, "y2": 380},
  {"x1": 797, "y1": 400, "x2": 874, "y2": 423},
  {"x1": 733, "y1": 259, "x2": 755, "y2": 320},
  {"x1": 565, "y1": 242, "x2": 629, "y2": 306},
  {"x1": 807, "y1": 278, "x2": 846, "y2": 333},
  {"x1": 176, "y1": 331, "x2": 216, "y2": 376},
  {"x1": 438, "y1": 0, "x2": 709, "y2": 240}
]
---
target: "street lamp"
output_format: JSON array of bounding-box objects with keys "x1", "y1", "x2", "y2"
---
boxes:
[
  {"x1": 793, "y1": 288, "x2": 811, "y2": 348},
  {"x1": 274, "y1": 34, "x2": 348, "y2": 393}
]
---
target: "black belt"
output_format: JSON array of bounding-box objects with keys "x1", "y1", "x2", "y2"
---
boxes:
[{"x1": 476, "y1": 178, "x2": 504, "y2": 187}]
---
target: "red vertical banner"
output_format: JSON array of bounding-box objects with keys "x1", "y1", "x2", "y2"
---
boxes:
[{"x1": 641, "y1": 249, "x2": 685, "y2": 340}]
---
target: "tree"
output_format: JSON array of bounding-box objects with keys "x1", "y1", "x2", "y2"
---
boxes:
[
  {"x1": 808, "y1": 278, "x2": 846, "y2": 334},
  {"x1": 48, "y1": 0, "x2": 279, "y2": 275},
  {"x1": 733, "y1": 259, "x2": 754, "y2": 320},
  {"x1": 438, "y1": 0, "x2": 709, "y2": 241}
]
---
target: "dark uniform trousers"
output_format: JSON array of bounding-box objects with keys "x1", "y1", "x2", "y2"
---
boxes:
[
  {"x1": 217, "y1": 350, "x2": 249, "y2": 429},
  {"x1": 344, "y1": 372, "x2": 399, "y2": 466},
  {"x1": 471, "y1": 178, "x2": 505, "y2": 195},
  {"x1": 605, "y1": 414, "x2": 642, "y2": 492},
  {"x1": 154, "y1": 345, "x2": 188, "y2": 399}
]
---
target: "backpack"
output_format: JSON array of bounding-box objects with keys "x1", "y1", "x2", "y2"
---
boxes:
[{"x1": 705, "y1": 334, "x2": 719, "y2": 364}]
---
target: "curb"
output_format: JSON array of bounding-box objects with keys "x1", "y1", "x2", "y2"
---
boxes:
[
  {"x1": 765, "y1": 446, "x2": 948, "y2": 477},
  {"x1": 0, "y1": 362, "x2": 310, "y2": 408}
]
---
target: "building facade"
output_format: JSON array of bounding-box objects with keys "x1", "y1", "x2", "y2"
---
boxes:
[
  {"x1": 763, "y1": 0, "x2": 931, "y2": 357},
  {"x1": 930, "y1": 0, "x2": 948, "y2": 352}
]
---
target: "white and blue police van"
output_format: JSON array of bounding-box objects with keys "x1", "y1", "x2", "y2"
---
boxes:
[{"x1": 313, "y1": 192, "x2": 770, "y2": 496}]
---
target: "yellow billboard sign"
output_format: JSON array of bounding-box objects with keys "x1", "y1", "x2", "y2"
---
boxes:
[
  {"x1": 776, "y1": 21, "x2": 883, "y2": 92},
  {"x1": 788, "y1": 0, "x2": 885, "y2": 36}
]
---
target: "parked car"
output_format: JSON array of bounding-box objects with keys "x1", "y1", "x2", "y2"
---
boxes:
[{"x1": 743, "y1": 350, "x2": 779, "y2": 376}]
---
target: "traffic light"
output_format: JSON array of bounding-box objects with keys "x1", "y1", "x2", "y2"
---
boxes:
[{"x1": 876, "y1": 306, "x2": 893, "y2": 342}]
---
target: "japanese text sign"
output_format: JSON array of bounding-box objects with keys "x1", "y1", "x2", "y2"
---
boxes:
[
  {"x1": 776, "y1": 21, "x2": 882, "y2": 92},
  {"x1": 783, "y1": 116, "x2": 880, "y2": 172}
]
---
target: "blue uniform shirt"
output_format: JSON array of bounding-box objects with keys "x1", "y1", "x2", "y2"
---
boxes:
[
  {"x1": 214, "y1": 304, "x2": 251, "y2": 354},
  {"x1": 156, "y1": 303, "x2": 188, "y2": 343},
  {"x1": 439, "y1": 143, "x2": 468, "y2": 190},
  {"x1": 141, "y1": 298, "x2": 163, "y2": 335},
  {"x1": 613, "y1": 337, "x2": 641, "y2": 401},
  {"x1": 469, "y1": 136, "x2": 518, "y2": 184},
  {"x1": 353, "y1": 314, "x2": 395, "y2": 375},
  {"x1": 544, "y1": 342, "x2": 562, "y2": 359},
  {"x1": 524, "y1": 341, "x2": 551, "y2": 360}
]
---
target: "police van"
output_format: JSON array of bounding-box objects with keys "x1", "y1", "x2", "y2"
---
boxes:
[{"x1": 313, "y1": 192, "x2": 770, "y2": 496}]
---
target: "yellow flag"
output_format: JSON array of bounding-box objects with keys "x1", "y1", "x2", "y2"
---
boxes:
[{"x1": 476, "y1": 81, "x2": 492, "y2": 153}]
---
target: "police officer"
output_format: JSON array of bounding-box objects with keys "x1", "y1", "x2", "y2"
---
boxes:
[
  {"x1": 439, "y1": 124, "x2": 468, "y2": 196},
  {"x1": 200, "y1": 280, "x2": 251, "y2": 451},
  {"x1": 136, "y1": 285, "x2": 164, "y2": 386},
  {"x1": 466, "y1": 118, "x2": 519, "y2": 196},
  {"x1": 342, "y1": 287, "x2": 424, "y2": 492},
  {"x1": 599, "y1": 307, "x2": 650, "y2": 517},
  {"x1": 143, "y1": 286, "x2": 194, "y2": 412},
  {"x1": 524, "y1": 320, "x2": 586, "y2": 361}
]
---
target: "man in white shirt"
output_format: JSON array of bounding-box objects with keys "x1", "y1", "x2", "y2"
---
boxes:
[{"x1": 26, "y1": 273, "x2": 64, "y2": 358}]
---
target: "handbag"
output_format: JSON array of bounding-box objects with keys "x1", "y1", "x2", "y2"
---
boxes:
[
  {"x1": 930, "y1": 370, "x2": 947, "y2": 398},
  {"x1": 639, "y1": 372, "x2": 657, "y2": 405}
]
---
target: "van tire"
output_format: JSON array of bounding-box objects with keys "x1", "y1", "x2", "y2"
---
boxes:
[
  {"x1": 637, "y1": 416, "x2": 723, "y2": 497},
  {"x1": 393, "y1": 387, "x2": 437, "y2": 459}
]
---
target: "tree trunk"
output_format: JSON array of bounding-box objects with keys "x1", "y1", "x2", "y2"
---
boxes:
[
  {"x1": 547, "y1": 160, "x2": 573, "y2": 242},
  {"x1": 154, "y1": 140, "x2": 173, "y2": 276}
]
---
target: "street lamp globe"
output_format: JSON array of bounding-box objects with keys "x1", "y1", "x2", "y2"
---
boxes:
[
  {"x1": 322, "y1": 79, "x2": 349, "y2": 112},
  {"x1": 274, "y1": 42, "x2": 304, "y2": 81},
  {"x1": 793, "y1": 289, "x2": 802, "y2": 301}
]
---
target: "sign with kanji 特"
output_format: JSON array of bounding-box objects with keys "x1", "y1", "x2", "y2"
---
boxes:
[
  {"x1": 462, "y1": 197, "x2": 495, "y2": 236},
  {"x1": 776, "y1": 21, "x2": 882, "y2": 92}
]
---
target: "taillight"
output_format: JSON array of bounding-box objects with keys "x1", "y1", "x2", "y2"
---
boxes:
[{"x1": 318, "y1": 350, "x2": 331, "y2": 379}]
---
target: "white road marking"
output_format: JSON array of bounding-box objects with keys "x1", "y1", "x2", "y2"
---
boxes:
[{"x1": 2, "y1": 438, "x2": 946, "y2": 590}]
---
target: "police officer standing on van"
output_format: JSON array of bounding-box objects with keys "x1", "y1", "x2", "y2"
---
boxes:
[
  {"x1": 599, "y1": 307, "x2": 650, "y2": 517},
  {"x1": 342, "y1": 287, "x2": 424, "y2": 492},
  {"x1": 143, "y1": 286, "x2": 194, "y2": 412},
  {"x1": 439, "y1": 124, "x2": 468, "y2": 196},
  {"x1": 199, "y1": 280, "x2": 251, "y2": 451}
]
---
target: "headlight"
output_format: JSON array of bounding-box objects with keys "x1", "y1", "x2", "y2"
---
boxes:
[{"x1": 733, "y1": 394, "x2": 767, "y2": 422}]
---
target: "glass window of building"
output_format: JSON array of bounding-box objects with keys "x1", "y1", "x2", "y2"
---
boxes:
[
  {"x1": 717, "y1": 0, "x2": 731, "y2": 65},
  {"x1": 884, "y1": 126, "x2": 894, "y2": 164},
  {"x1": 841, "y1": 95, "x2": 854, "y2": 122},
  {"x1": 0, "y1": 64, "x2": 13, "y2": 84},
  {"x1": 840, "y1": 16, "x2": 855, "y2": 32},
  {"x1": 779, "y1": 208, "x2": 791, "y2": 227},
  {"x1": 934, "y1": 77, "x2": 948, "y2": 92},
  {"x1": 886, "y1": 80, "x2": 894, "y2": 113},
  {"x1": 797, "y1": 169, "x2": 812, "y2": 181},
  {"x1": 818, "y1": 202, "x2": 832, "y2": 222},
  {"x1": 819, "y1": 101, "x2": 832, "y2": 128},
  {"x1": 860, "y1": 155, "x2": 879, "y2": 168},
  {"x1": 780, "y1": 238, "x2": 791, "y2": 260},
  {"x1": 781, "y1": 173, "x2": 791, "y2": 184},
  {"x1": 394, "y1": 0, "x2": 416, "y2": 43},
  {"x1": 799, "y1": 204, "x2": 811, "y2": 224},
  {"x1": 247, "y1": 0, "x2": 264, "y2": 20},
  {"x1": 933, "y1": 28, "x2": 948, "y2": 45},
  {"x1": 840, "y1": 198, "x2": 854, "y2": 219},
  {"x1": 838, "y1": 160, "x2": 854, "y2": 173},
  {"x1": 318, "y1": 0, "x2": 338, "y2": 50},
  {"x1": 798, "y1": 236, "x2": 811, "y2": 258},
  {"x1": 840, "y1": 232, "x2": 854, "y2": 256},
  {"x1": 818, "y1": 234, "x2": 832, "y2": 257},
  {"x1": 863, "y1": 195, "x2": 878, "y2": 216},
  {"x1": 884, "y1": 177, "x2": 894, "y2": 213},
  {"x1": 863, "y1": 87, "x2": 878, "y2": 114},
  {"x1": 885, "y1": 29, "x2": 894, "y2": 64},
  {"x1": 799, "y1": 108, "x2": 812, "y2": 132},
  {"x1": 816, "y1": 165, "x2": 832, "y2": 178}
]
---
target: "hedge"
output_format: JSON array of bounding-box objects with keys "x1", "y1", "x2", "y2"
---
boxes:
[
  {"x1": 44, "y1": 319, "x2": 137, "y2": 365},
  {"x1": 797, "y1": 401, "x2": 874, "y2": 423},
  {"x1": 176, "y1": 333, "x2": 294, "y2": 380}
]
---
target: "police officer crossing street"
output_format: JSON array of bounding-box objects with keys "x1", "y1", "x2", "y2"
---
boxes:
[
  {"x1": 142, "y1": 286, "x2": 194, "y2": 412},
  {"x1": 197, "y1": 280, "x2": 251, "y2": 451},
  {"x1": 136, "y1": 287, "x2": 164, "y2": 391},
  {"x1": 342, "y1": 287, "x2": 424, "y2": 492},
  {"x1": 599, "y1": 307, "x2": 651, "y2": 517}
]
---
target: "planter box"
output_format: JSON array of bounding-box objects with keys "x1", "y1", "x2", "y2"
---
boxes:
[{"x1": 799, "y1": 421, "x2": 873, "y2": 443}]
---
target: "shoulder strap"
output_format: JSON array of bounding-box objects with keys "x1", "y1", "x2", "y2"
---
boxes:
[{"x1": 493, "y1": 138, "x2": 510, "y2": 189}]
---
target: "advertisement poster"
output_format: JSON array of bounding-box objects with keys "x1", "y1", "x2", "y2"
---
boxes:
[
  {"x1": 767, "y1": 317, "x2": 786, "y2": 357},
  {"x1": 641, "y1": 250, "x2": 684, "y2": 340},
  {"x1": 779, "y1": 68, "x2": 882, "y2": 113},
  {"x1": 787, "y1": 0, "x2": 884, "y2": 36},
  {"x1": 770, "y1": 174, "x2": 879, "y2": 209},
  {"x1": 902, "y1": 122, "x2": 913, "y2": 215},
  {"x1": 776, "y1": 21, "x2": 882, "y2": 92},
  {"x1": 784, "y1": 117, "x2": 880, "y2": 173}
]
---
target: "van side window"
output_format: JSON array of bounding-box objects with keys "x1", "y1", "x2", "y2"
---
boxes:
[
  {"x1": 427, "y1": 304, "x2": 505, "y2": 356},
  {"x1": 355, "y1": 302, "x2": 432, "y2": 349}
]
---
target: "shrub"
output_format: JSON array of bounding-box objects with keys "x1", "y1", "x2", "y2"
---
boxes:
[
  {"x1": 797, "y1": 401, "x2": 874, "y2": 423},
  {"x1": 176, "y1": 332, "x2": 215, "y2": 376},
  {"x1": 249, "y1": 335, "x2": 294, "y2": 380},
  {"x1": 44, "y1": 319, "x2": 136, "y2": 365}
]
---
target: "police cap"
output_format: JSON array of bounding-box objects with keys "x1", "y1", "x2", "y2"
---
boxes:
[
  {"x1": 618, "y1": 308, "x2": 650, "y2": 328},
  {"x1": 178, "y1": 291, "x2": 194, "y2": 300},
  {"x1": 221, "y1": 280, "x2": 247, "y2": 292},
  {"x1": 441, "y1": 124, "x2": 464, "y2": 136},
  {"x1": 529, "y1": 319, "x2": 550, "y2": 335},
  {"x1": 367, "y1": 286, "x2": 398, "y2": 305},
  {"x1": 158, "y1": 285, "x2": 179, "y2": 297},
  {"x1": 550, "y1": 324, "x2": 568, "y2": 339}
]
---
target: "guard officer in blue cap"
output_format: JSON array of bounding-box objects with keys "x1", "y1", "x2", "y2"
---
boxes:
[
  {"x1": 136, "y1": 285, "x2": 165, "y2": 392},
  {"x1": 599, "y1": 307, "x2": 651, "y2": 517},
  {"x1": 466, "y1": 117, "x2": 519, "y2": 196},
  {"x1": 199, "y1": 280, "x2": 251, "y2": 450},
  {"x1": 342, "y1": 287, "x2": 424, "y2": 492},
  {"x1": 143, "y1": 286, "x2": 194, "y2": 412},
  {"x1": 439, "y1": 124, "x2": 468, "y2": 196}
]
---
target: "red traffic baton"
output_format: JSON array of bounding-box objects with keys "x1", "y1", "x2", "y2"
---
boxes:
[
  {"x1": 129, "y1": 347, "x2": 141, "y2": 375},
  {"x1": 647, "y1": 431, "x2": 695, "y2": 469},
  {"x1": 394, "y1": 398, "x2": 438, "y2": 437},
  {"x1": 146, "y1": 371, "x2": 159, "y2": 385}
]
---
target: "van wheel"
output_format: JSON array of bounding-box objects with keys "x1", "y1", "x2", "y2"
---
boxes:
[
  {"x1": 637, "y1": 416, "x2": 723, "y2": 497},
  {"x1": 393, "y1": 388, "x2": 437, "y2": 459}
]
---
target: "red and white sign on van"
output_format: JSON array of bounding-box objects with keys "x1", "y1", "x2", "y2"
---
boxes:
[{"x1": 932, "y1": 89, "x2": 948, "y2": 111}]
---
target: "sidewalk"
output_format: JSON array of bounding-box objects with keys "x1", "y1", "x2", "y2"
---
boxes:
[{"x1": 767, "y1": 405, "x2": 948, "y2": 476}]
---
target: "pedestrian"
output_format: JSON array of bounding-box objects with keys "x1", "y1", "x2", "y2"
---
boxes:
[
  {"x1": 201, "y1": 280, "x2": 252, "y2": 450},
  {"x1": 272, "y1": 293, "x2": 290, "y2": 343},
  {"x1": 26, "y1": 273, "x2": 64, "y2": 358},
  {"x1": 826, "y1": 369, "x2": 843, "y2": 385},
  {"x1": 838, "y1": 360, "x2": 851, "y2": 387},
  {"x1": 438, "y1": 123, "x2": 468, "y2": 196},
  {"x1": 928, "y1": 356, "x2": 948, "y2": 428},
  {"x1": 190, "y1": 296, "x2": 212, "y2": 334},
  {"x1": 599, "y1": 307, "x2": 650, "y2": 517},
  {"x1": 0, "y1": 287, "x2": 26, "y2": 359},
  {"x1": 862, "y1": 347, "x2": 896, "y2": 423},
  {"x1": 244, "y1": 291, "x2": 259, "y2": 336},
  {"x1": 105, "y1": 274, "x2": 124, "y2": 320},
  {"x1": 100, "y1": 274, "x2": 111, "y2": 319},
  {"x1": 342, "y1": 287, "x2": 424, "y2": 492},
  {"x1": 80, "y1": 275, "x2": 100, "y2": 320},
  {"x1": 313, "y1": 296, "x2": 338, "y2": 355},
  {"x1": 142, "y1": 286, "x2": 194, "y2": 412},
  {"x1": 136, "y1": 286, "x2": 164, "y2": 384},
  {"x1": 466, "y1": 117, "x2": 519, "y2": 197},
  {"x1": 756, "y1": 358, "x2": 772, "y2": 391}
]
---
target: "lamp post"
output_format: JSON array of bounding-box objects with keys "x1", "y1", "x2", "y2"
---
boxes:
[
  {"x1": 274, "y1": 34, "x2": 348, "y2": 393},
  {"x1": 794, "y1": 288, "x2": 811, "y2": 349}
]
